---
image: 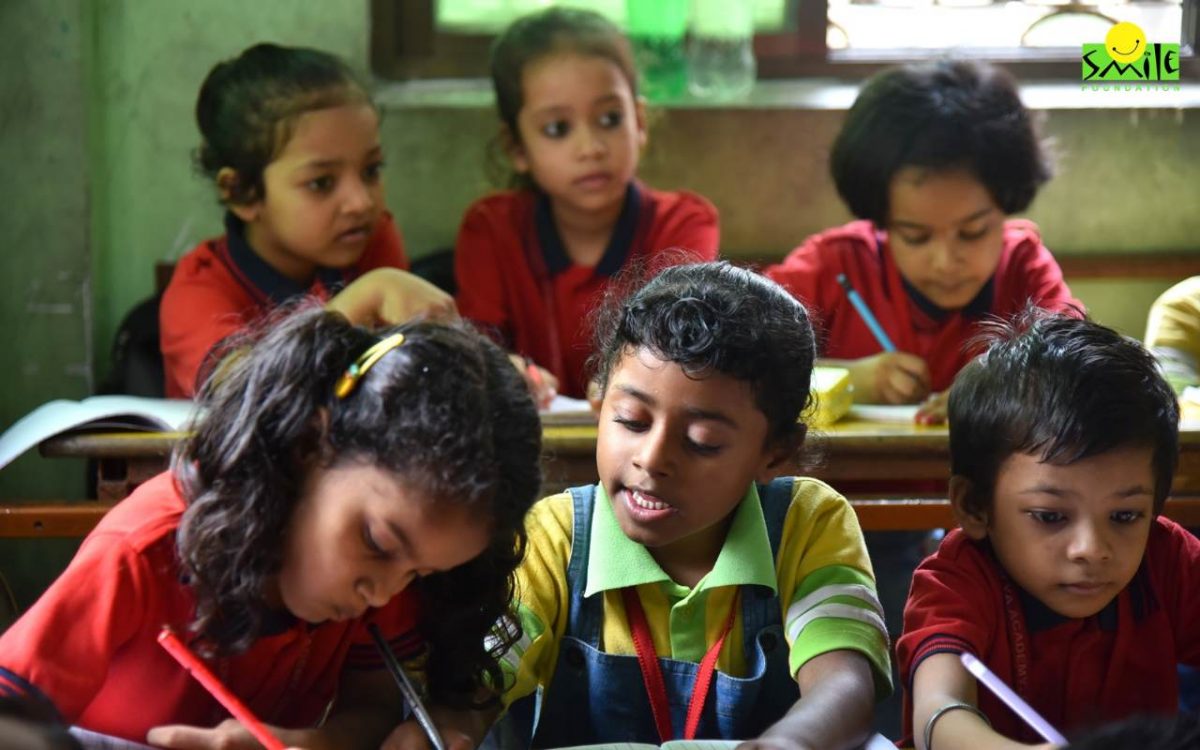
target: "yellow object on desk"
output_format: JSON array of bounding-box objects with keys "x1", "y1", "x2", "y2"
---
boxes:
[{"x1": 809, "y1": 366, "x2": 853, "y2": 427}]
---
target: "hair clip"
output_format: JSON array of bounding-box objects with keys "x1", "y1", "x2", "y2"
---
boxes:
[{"x1": 334, "y1": 332, "x2": 406, "y2": 399}]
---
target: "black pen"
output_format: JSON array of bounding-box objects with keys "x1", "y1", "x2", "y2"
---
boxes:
[{"x1": 368, "y1": 623, "x2": 447, "y2": 750}]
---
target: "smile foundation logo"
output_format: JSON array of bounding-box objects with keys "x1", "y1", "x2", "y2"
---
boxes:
[{"x1": 1082, "y1": 21, "x2": 1181, "y2": 90}]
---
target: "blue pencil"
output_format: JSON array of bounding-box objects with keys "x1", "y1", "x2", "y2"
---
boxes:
[{"x1": 837, "y1": 274, "x2": 896, "y2": 353}]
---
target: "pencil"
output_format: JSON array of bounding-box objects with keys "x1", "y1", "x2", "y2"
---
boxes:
[
  {"x1": 837, "y1": 273, "x2": 896, "y2": 353},
  {"x1": 157, "y1": 627, "x2": 287, "y2": 750},
  {"x1": 368, "y1": 623, "x2": 447, "y2": 750},
  {"x1": 960, "y1": 653, "x2": 1067, "y2": 744}
]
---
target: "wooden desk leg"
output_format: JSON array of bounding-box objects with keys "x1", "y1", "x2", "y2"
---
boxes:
[{"x1": 97, "y1": 456, "x2": 170, "y2": 502}]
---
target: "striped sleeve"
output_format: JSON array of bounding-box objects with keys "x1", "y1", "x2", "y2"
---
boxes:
[
  {"x1": 495, "y1": 494, "x2": 575, "y2": 706},
  {"x1": 776, "y1": 479, "x2": 893, "y2": 697}
]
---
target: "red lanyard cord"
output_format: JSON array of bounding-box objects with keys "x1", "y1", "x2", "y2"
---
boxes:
[{"x1": 621, "y1": 587, "x2": 740, "y2": 742}]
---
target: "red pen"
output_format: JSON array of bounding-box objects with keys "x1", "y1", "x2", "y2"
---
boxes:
[{"x1": 157, "y1": 627, "x2": 287, "y2": 750}]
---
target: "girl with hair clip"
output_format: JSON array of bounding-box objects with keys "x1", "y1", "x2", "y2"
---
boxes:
[
  {"x1": 0, "y1": 307, "x2": 542, "y2": 750},
  {"x1": 454, "y1": 7, "x2": 719, "y2": 403},
  {"x1": 766, "y1": 59, "x2": 1079, "y2": 424},
  {"x1": 161, "y1": 42, "x2": 454, "y2": 399}
]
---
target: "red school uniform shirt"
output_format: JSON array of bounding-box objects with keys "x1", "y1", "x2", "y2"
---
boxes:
[
  {"x1": 0, "y1": 472, "x2": 423, "y2": 742},
  {"x1": 895, "y1": 521, "x2": 1200, "y2": 745},
  {"x1": 764, "y1": 219, "x2": 1079, "y2": 392},
  {"x1": 453, "y1": 183, "x2": 719, "y2": 398},
  {"x1": 160, "y1": 212, "x2": 409, "y2": 398}
]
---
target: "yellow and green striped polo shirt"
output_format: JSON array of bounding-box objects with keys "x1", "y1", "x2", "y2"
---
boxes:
[{"x1": 500, "y1": 478, "x2": 893, "y2": 705}]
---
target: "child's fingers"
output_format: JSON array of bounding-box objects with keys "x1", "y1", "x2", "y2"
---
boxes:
[{"x1": 885, "y1": 364, "x2": 930, "y2": 403}]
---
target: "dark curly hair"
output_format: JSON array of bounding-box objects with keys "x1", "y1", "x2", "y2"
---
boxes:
[
  {"x1": 173, "y1": 305, "x2": 542, "y2": 707},
  {"x1": 831, "y1": 58, "x2": 1052, "y2": 225},
  {"x1": 194, "y1": 43, "x2": 373, "y2": 205},
  {"x1": 487, "y1": 6, "x2": 637, "y2": 188},
  {"x1": 591, "y1": 261, "x2": 816, "y2": 458},
  {"x1": 949, "y1": 307, "x2": 1179, "y2": 520}
]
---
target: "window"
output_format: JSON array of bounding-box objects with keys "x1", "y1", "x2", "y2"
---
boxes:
[{"x1": 371, "y1": 0, "x2": 1199, "y2": 81}]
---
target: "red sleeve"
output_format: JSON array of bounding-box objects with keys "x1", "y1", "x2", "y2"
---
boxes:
[
  {"x1": 763, "y1": 234, "x2": 830, "y2": 313},
  {"x1": 159, "y1": 248, "x2": 251, "y2": 399},
  {"x1": 454, "y1": 199, "x2": 514, "y2": 344},
  {"x1": 649, "y1": 190, "x2": 719, "y2": 261},
  {"x1": 896, "y1": 534, "x2": 1001, "y2": 689},
  {"x1": 995, "y1": 221, "x2": 1082, "y2": 316},
  {"x1": 358, "y1": 212, "x2": 410, "y2": 271},
  {"x1": 1154, "y1": 518, "x2": 1200, "y2": 666},
  {"x1": 0, "y1": 533, "x2": 155, "y2": 721}
]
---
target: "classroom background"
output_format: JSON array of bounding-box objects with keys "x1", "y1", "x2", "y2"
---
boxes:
[{"x1": 1, "y1": 0, "x2": 1199, "y2": 601}]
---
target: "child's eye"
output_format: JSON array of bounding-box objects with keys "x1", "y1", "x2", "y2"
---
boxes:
[
  {"x1": 685, "y1": 439, "x2": 721, "y2": 456},
  {"x1": 599, "y1": 110, "x2": 623, "y2": 128},
  {"x1": 896, "y1": 233, "x2": 930, "y2": 246},
  {"x1": 1111, "y1": 510, "x2": 1146, "y2": 524},
  {"x1": 1028, "y1": 510, "x2": 1066, "y2": 525},
  {"x1": 363, "y1": 161, "x2": 385, "y2": 182},
  {"x1": 541, "y1": 120, "x2": 569, "y2": 138},
  {"x1": 362, "y1": 523, "x2": 386, "y2": 555},
  {"x1": 959, "y1": 226, "x2": 990, "y2": 241},
  {"x1": 613, "y1": 416, "x2": 648, "y2": 432},
  {"x1": 307, "y1": 176, "x2": 335, "y2": 193}
]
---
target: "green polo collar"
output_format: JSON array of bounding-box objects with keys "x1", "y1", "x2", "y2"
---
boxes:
[{"x1": 583, "y1": 483, "x2": 779, "y2": 597}]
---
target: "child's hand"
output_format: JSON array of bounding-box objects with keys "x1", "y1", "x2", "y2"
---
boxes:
[
  {"x1": 147, "y1": 718, "x2": 303, "y2": 749},
  {"x1": 585, "y1": 378, "x2": 603, "y2": 414},
  {"x1": 378, "y1": 718, "x2": 475, "y2": 750},
  {"x1": 509, "y1": 354, "x2": 558, "y2": 409},
  {"x1": 327, "y1": 268, "x2": 457, "y2": 328},
  {"x1": 850, "y1": 351, "x2": 931, "y2": 404},
  {"x1": 915, "y1": 391, "x2": 949, "y2": 425},
  {"x1": 736, "y1": 738, "x2": 812, "y2": 750}
]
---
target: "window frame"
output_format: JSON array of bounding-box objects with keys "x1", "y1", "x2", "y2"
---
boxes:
[{"x1": 370, "y1": 0, "x2": 1200, "y2": 82}]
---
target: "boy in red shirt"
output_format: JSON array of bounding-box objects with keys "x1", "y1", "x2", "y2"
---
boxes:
[{"x1": 897, "y1": 310, "x2": 1200, "y2": 749}]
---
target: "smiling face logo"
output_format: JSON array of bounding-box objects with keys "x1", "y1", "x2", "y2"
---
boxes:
[{"x1": 1105, "y1": 21, "x2": 1146, "y2": 64}]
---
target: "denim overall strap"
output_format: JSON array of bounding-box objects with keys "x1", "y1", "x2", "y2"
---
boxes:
[{"x1": 525, "y1": 480, "x2": 804, "y2": 746}]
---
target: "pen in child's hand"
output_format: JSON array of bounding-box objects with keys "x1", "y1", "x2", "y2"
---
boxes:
[
  {"x1": 524, "y1": 358, "x2": 554, "y2": 409},
  {"x1": 368, "y1": 623, "x2": 448, "y2": 750},
  {"x1": 837, "y1": 273, "x2": 896, "y2": 353},
  {"x1": 157, "y1": 627, "x2": 287, "y2": 750},
  {"x1": 960, "y1": 652, "x2": 1067, "y2": 745}
]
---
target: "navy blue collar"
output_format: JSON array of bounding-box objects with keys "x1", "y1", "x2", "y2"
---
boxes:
[
  {"x1": 902, "y1": 275, "x2": 995, "y2": 322},
  {"x1": 533, "y1": 183, "x2": 642, "y2": 278},
  {"x1": 224, "y1": 212, "x2": 347, "y2": 305}
]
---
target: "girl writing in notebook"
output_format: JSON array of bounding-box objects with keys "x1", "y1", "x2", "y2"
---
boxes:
[
  {"x1": 161, "y1": 43, "x2": 453, "y2": 398},
  {"x1": 0, "y1": 308, "x2": 542, "y2": 750},
  {"x1": 454, "y1": 7, "x2": 719, "y2": 401},
  {"x1": 765, "y1": 59, "x2": 1078, "y2": 424}
]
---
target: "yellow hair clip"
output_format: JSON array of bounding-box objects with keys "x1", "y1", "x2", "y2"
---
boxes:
[{"x1": 334, "y1": 332, "x2": 406, "y2": 399}]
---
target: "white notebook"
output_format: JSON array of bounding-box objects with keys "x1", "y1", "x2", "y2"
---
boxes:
[{"x1": 0, "y1": 395, "x2": 200, "y2": 470}]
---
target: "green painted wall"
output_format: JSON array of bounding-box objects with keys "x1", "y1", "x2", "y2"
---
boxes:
[{"x1": 0, "y1": 0, "x2": 92, "y2": 608}]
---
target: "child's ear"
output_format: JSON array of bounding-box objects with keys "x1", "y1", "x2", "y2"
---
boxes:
[
  {"x1": 949, "y1": 475, "x2": 988, "y2": 539},
  {"x1": 501, "y1": 126, "x2": 530, "y2": 174},
  {"x1": 753, "y1": 427, "x2": 806, "y2": 484},
  {"x1": 217, "y1": 167, "x2": 261, "y2": 222}
]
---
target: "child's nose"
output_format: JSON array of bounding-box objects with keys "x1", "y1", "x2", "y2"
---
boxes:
[
  {"x1": 342, "y1": 177, "x2": 376, "y2": 214},
  {"x1": 632, "y1": 426, "x2": 675, "y2": 476},
  {"x1": 357, "y1": 569, "x2": 415, "y2": 608},
  {"x1": 575, "y1": 126, "x2": 606, "y2": 159},
  {"x1": 1067, "y1": 522, "x2": 1112, "y2": 563}
]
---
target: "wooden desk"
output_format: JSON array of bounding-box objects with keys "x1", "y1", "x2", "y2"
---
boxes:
[{"x1": 21, "y1": 417, "x2": 1200, "y2": 538}]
